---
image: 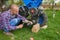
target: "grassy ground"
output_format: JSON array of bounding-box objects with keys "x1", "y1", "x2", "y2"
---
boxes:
[{"x1": 0, "y1": 10, "x2": 60, "y2": 40}]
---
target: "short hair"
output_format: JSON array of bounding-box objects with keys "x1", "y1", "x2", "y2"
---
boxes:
[{"x1": 9, "y1": 4, "x2": 18, "y2": 9}]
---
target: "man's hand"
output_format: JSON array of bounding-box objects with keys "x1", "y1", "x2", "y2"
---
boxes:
[
  {"x1": 28, "y1": 21, "x2": 33, "y2": 24},
  {"x1": 27, "y1": 21, "x2": 33, "y2": 26},
  {"x1": 16, "y1": 24, "x2": 23, "y2": 29},
  {"x1": 23, "y1": 20, "x2": 33, "y2": 24}
]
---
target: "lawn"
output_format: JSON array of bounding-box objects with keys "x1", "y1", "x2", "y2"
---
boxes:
[{"x1": 0, "y1": 10, "x2": 60, "y2": 40}]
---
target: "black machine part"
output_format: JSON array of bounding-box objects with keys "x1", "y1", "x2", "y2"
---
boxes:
[
  {"x1": 19, "y1": 6, "x2": 29, "y2": 17},
  {"x1": 19, "y1": 7, "x2": 48, "y2": 27},
  {"x1": 29, "y1": 8, "x2": 38, "y2": 16},
  {"x1": 28, "y1": 8, "x2": 48, "y2": 27},
  {"x1": 38, "y1": 9, "x2": 48, "y2": 27}
]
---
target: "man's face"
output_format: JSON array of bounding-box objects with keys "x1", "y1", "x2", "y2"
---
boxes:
[{"x1": 11, "y1": 7, "x2": 19, "y2": 15}]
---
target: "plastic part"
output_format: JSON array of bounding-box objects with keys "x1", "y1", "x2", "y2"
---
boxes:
[{"x1": 23, "y1": 0, "x2": 43, "y2": 8}]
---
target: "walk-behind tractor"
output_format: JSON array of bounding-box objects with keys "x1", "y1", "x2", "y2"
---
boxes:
[
  {"x1": 0, "y1": 0, "x2": 48, "y2": 33},
  {"x1": 19, "y1": 0, "x2": 48, "y2": 27}
]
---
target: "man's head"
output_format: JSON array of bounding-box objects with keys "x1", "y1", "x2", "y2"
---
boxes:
[{"x1": 10, "y1": 4, "x2": 19, "y2": 15}]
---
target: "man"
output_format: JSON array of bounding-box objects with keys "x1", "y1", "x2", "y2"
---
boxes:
[{"x1": 0, "y1": 4, "x2": 32, "y2": 35}]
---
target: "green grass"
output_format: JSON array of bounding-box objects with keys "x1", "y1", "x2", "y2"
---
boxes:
[{"x1": 0, "y1": 10, "x2": 60, "y2": 40}]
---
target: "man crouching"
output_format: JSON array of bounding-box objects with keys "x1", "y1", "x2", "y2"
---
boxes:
[{"x1": 0, "y1": 4, "x2": 32, "y2": 35}]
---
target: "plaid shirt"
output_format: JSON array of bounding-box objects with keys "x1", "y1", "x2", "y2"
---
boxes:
[{"x1": 0, "y1": 10, "x2": 26, "y2": 31}]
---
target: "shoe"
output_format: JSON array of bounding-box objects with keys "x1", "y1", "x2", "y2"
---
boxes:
[{"x1": 3, "y1": 32, "x2": 13, "y2": 36}]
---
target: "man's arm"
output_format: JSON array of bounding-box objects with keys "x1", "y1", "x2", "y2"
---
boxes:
[{"x1": 17, "y1": 14, "x2": 32, "y2": 23}]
